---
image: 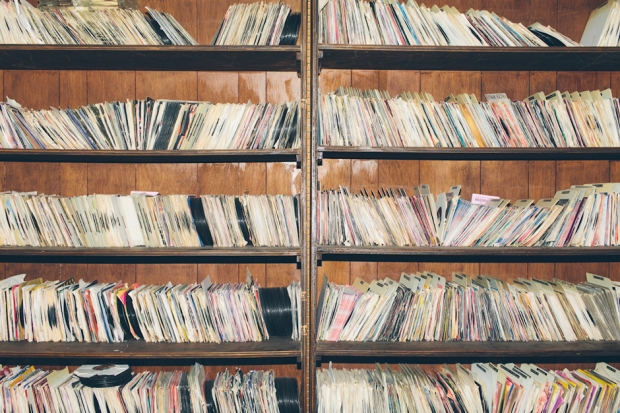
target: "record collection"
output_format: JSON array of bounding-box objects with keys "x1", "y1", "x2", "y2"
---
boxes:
[
  {"x1": 0, "y1": 0, "x2": 197, "y2": 45},
  {"x1": 318, "y1": 0, "x2": 580, "y2": 46},
  {"x1": 319, "y1": 87, "x2": 620, "y2": 148},
  {"x1": 0, "y1": 273, "x2": 301, "y2": 343},
  {"x1": 0, "y1": 363, "x2": 300, "y2": 413},
  {"x1": 581, "y1": 0, "x2": 620, "y2": 46},
  {"x1": 317, "y1": 271, "x2": 620, "y2": 342},
  {"x1": 212, "y1": 2, "x2": 301, "y2": 45},
  {"x1": 0, "y1": 191, "x2": 299, "y2": 248},
  {"x1": 0, "y1": 98, "x2": 300, "y2": 150},
  {"x1": 317, "y1": 183, "x2": 620, "y2": 247},
  {"x1": 317, "y1": 362, "x2": 620, "y2": 413},
  {"x1": 38, "y1": 0, "x2": 139, "y2": 10}
]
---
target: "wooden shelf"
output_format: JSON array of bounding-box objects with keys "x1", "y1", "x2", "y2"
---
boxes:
[
  {"x1": 0, "y1": 338, "x2": 300, "y2": 366},
  {"x1": 315, "y1": 341, "x2": 620, "y2": 364},
  {"x1": 317, "y1": 246, "x2": 620, "y2": 263},
  {"x1": 319, "y1": 45, "x2": 620, "y2": 71},
  {"x1": 319, "y1": 147, "x2": 620, "y2": 161},
  {"x1": 0, "y1": 149, "x2": 300, "y2": 163},
  {"x1": 0, "y1": 247, "x2": 300, "y2": 264},
  {"x1": 0, "y1": 45, "x2": 300, "y2": 71}
]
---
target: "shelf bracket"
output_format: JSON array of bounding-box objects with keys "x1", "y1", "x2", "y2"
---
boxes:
[
  {"x1": 296, "y1": 52, "x2": 302, "y2": 78},
  {"x1": 317, "y1": 151, "x2": 323, "y2": 166},
  {"x1": 296, "y1": 255, "x2": 302, "y2": 270},
  {"x1": 317, "y1": 253, "x2": 323, "y2": 267},
  {"x1": 296, "y1": 153, "x2": 302, "y2": 169},
  {"x1": 317, "y1": 50, "x2": 324, "y2": 75},
  {"x1": 315, "y1": 355, "x2": 322, "y2": 367}
]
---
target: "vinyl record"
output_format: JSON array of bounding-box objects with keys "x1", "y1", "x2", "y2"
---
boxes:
[
  {"x1": 528, "y1": 29, "x2": 566, "y2": 46},
  {"x1": 234, "y1": 198, "x2": 253, "y2": 246},
  {"x1": 145, "y1": 13, "x2": 172, "y2": 45},
  {"x1": 275, "y1": 377, "x2": 300, "y2": 413},
  {"x1": 204, "y1": 379, "x2": 215, "y2": 413},
  {"x1": 75, "y1": 364, "x2": 132, "y2": 388},
  {"x1": 124, "y1": 293, "x2": 143, "y2": 340},
  {"x1": 258, "y1": 287, "x2": 293, "y2": 337},
  {"x1": 279, "y1": 12, "x2": 301, "y2": 45},
  {"x1": 189, "y1": 197, "x2": 213, "y2": 247},
  {"x1": 116, "y1": 296, "x2": 132, "y2": 341}
]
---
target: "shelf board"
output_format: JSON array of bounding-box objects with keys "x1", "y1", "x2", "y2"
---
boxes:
[
  {"x1": 317, "y1": 246, "x2": 620, "y2": 263},
  {"x1": 0, "y1": 45, "x2": 300, "y2": 71},
  {"x1": 0, "y1": 247, "x2": 300, "y2": 264},
  {"x1": 0, "y1": 149, "x2": 300, "y2": 163},
  {"x1": 319, "y1": 45, "x2": 620, "y2": 71},
  {"x1": 319, "y1": 147, "x2": 620, "y2": 161},
  {"x1": 315, "y1": 341, "x2": 620, "y2": 364},
  {"x1": 0, "y1": 338, "x2": 300, "y2": 366}
]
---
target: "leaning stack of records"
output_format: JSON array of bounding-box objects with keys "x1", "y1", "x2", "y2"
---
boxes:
[
  {"x1": 39, "y1": 0, "x2": 138, "y2": 9},
  {"x1": 0, "y1": 0, "x2": 197, "y2": 45},
  {"x1": 318, "y1": 0, "x2": 580, "y2": 46},
  {"x1": 0, "y1": 192, "x2": 299, "y2": 248},
  {"x1": 317, "y1": 362, "x2": 620, "y2": 413},
  {"x1": 317, "y1": 183, "x2": 620, "y2": 247},
  {"x1": 581, "y1": 0, "x2": 620, "y2": 46},
  {"x1": 212, "y1": 2, "x2": 302, "y2": 45},
  {"x1": 319, "y1": 87, "x2": 620, "y2": 147},
  {"x1": 0, "y1": 364, "x2": 299, "y2": 413},
  {"x1": 0, "y1": 273, "x2": 301, "y2": 343},
  {"x1": 317, "y1": 271, "x2": 620, "y2": 342},
  {"x1": 0, "y1": 98, "x2": 300, "y2": 150}
]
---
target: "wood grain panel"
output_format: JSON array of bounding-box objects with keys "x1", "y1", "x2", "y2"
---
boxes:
[
  {"x1": 136, "y1": 72, "x2": 198, "y2": 101},
  {"x1": 612, "y1": 72, "x2": 620, "y2": 97},
  {"x1": 420, "y1": 71, "x2": 481, "y2": 101},
  {"x1": 85, "y1": 264, "x2": 136, "y2": 284},
  {"x1": 60, "y1": 164, "x2": 87, "y2": 196},
  {"x1": 319, "y1": 69, "x2": 351, "y2": 94},
  {"x1": 136, "y1": 264, "x2": 197, "y2": 285},
  {"x1": 5, "y1": 162, "x2": 60, "y2": 193},
  {"x1": 239, "y1": 73, "x2": 266, "y2": 103},
  {"x1": 196, "y1": 0, "x2": 236, "y2": 44},
  {"x1": 7, "y1": 263, "x2": 59, "y2": 282},
  {"x1": 556, "y1": 0, "x2": 601, "y2": 43},
  {"x1": 0, "y1": 71, "x2": 3, "y2": 102},
  {"x1": 59, "y1": 264, "x2": 89, "y2": 283},
  {"x1": 530, "y1": 0, "x2": 557, "y2": 28},
  {"x1": 529, "y1": 72, "x2": 557, "y2": 95},
  {"x1": 87, "y1": 71, "x2": 136, "y2": 103},
  {"x1": 4, "y1": 71, "x2": 59, "y2": 109},
  {"x1": 481, "y1": 72, "x2": 529, "y2": 101},
  {"x1": 351, "y1": 70, "x2": 379, "y2": 90},
  {"x1": 59, "y1": 71, "x2": 87, "y2": 108},
  {"x1": 556, "y1": 72, "x2": 612, "y2": 93},
  {"x1": 136, "y1": 164, "x2": 197, "y2": 194},
  {"x1": 87, "y1": 164, "x2": 135, "y2": 194},
  {"x1": 197, "y1": 72, "x2": 239, "y2": 103},
  {"x1": 379, "y1": 70, "x2": 420, "y2": 96},
  {"x1": 267, "y1": 72, "x2": 301, "y2": 102},
  {"x1": 447, "y1": 0, "x2": 482, "y2": 11},
  {"x1": 480, "y1": 161, "x2": 528, "y2": 278}
]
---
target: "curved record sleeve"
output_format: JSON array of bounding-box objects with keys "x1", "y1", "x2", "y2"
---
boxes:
[
  {"x1": 189, "y1": 197, "x2": 214, "y2": 247},
  {"x1": 234, "y1": 198, "x2": 253, "y2": 246}
]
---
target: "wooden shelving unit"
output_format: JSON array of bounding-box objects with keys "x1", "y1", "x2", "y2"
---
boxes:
[
  {"x1": 0, "y1": 149, "x2": 300, "y2": 163},
  {"x1": 319, "y1": 45, "x2": 620, "y2": 71},
  {"x1": 317, "y1": 246, "x2": 620, "y2": 263},
  {"x1": 0, "y1": 45, "x2": 300, "y2": 71},
  {"x1": 319, "y1": 146, "x2": 620, "y2": 161},
  {"x1": 0, "y1": 339, "x2": 300, "y2": 365},
  {"x1": 315, "y1": 341, "x2": 620, "y2": 364}
]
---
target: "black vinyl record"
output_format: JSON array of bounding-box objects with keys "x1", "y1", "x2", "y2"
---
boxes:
[
  {"x1": 258, "y1": 287, "x2": 293, "y2": 337},
  {"x1": 125, "y1": 294, "x2": 143, "y2": 340},
  {"x1": 145, "y1": 14, "x2": 172, "y2": 45},
  {"x1": 75, "y1": 364, "x2": 132, "y2": 388},
  {"x1": 204, "y1": 379, "x2": 215, "y2": 413},
  {"x1": 279, "y1": 13, "x2": 301, "y2": 45},
  {"x1": 116, "y1": 296, "x2": 132, "y2": 341},
  {"x1": 528, "y1": 29, "x2": 566, "y2": 46},
  {"x1": 275, "y1": 377, "x2": 300, "y2": 413},
  {"x1": 234, "y1": 198, "x2": 253, "y2": 246},
  {"x1": 189, "y1": 197, "x2": 214, "y2": 247}
]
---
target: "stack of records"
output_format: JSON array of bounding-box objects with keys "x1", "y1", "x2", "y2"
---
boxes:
[
  {"x1": 74, "y1": 364, "x2": 132, "y2": 388},
  {"x1": 212, "y1": 2, "x2": 301, "y2": 45},
  {"x1": 581, "y1": 0, "x2": 620, "y2": 46},
  {"x1": 317, "y1": 271, "x2": 620, "y2": 342},
  {"x1": 318, "y1": 362, "x2": 620, "y2": 413},
  {"x1": 318, "y1": 0, "x2": 579, "y2": 46},
  {"x1": 0, "y1": 272, "x2": 302, "y2": 343},
  {"x1": 319, "y1": 87, "x2": 620, "y2": 148},
  {"x1": 0, "y1": 0, "x2": 197, "y2": 45},
  {"x1": 318, "y1": 183, "x2": 620, "y2": 247},
  {"x1": 0, "y1": 98, "x2": 300, "y2": 150},
  {"x1": 0, "y1": 192, "x2": 299, "y2": 248},
  {"x1": 38, "y1": 0, "x2": 138, "y2": 9}
]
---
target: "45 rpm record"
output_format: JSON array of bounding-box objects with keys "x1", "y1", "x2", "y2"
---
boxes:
[{"x1": 75, "y1": 364, "x2": 132, "y2": 388}]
